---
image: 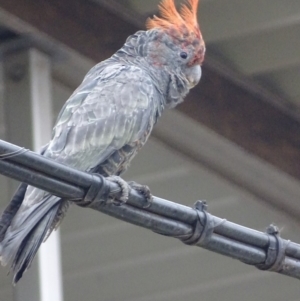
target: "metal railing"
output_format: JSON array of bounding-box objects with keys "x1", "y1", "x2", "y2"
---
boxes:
[{"x1": 0, "y1": 139, "x2": 299, "y2": 280}]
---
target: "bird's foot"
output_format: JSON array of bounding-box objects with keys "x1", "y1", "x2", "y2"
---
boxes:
[
  {"x1": 106, "y1": 176, "x2": 129, "y2": 206},
  {"x1": 128, "y1": 181, "x2": 153, "y2": 208}
]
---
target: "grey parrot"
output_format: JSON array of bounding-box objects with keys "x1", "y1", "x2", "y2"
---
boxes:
[{"x1": 0, "y1": 0, "x2": 205, "y2": 283}]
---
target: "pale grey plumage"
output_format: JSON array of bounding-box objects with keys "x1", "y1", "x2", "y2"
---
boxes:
[{"x1": 0, "y1": 27, "x2": 203, "y2": 283}]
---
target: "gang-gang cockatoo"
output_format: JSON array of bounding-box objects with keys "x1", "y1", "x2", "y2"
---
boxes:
[{"x1": 0, "y1": 0, "x2": 205, "y2": 284}]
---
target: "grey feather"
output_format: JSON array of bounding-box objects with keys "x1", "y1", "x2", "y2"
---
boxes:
[{"x1": 46, "y1": 63, "x2": 160, "y2": 173}]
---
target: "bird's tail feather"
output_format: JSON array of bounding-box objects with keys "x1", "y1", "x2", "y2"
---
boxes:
[
  {"x1": 0, "y1": 183, "x2": 28, "y2": 241},
  {"x1": 0, "y1": 195, "x2": 62, "y2": 284}
]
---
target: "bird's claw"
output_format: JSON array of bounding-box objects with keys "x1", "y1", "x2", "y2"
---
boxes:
[
  {"x1": 106, "y1": 177, "x2": 153, "y2": 208},
  {"x1": 106, "y1": 176, "x2": 129, "y2": 206},
  {"x1": 128, "y1": 181, "x2": 153, "y2": 208}
]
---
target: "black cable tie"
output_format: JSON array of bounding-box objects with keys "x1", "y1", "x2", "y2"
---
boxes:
[
  {"x1": 76, "y1": 174, "x2": 107, "y2": 207},
  {"x1": 0, "y1": 147, "x2": 29, "y2": 159},
  {"x1": 182, "y1": 200, "x2": 220, "y2": 246},
  {"x1": 255, "y1": 224, "x2": 289, "y2": 272}
]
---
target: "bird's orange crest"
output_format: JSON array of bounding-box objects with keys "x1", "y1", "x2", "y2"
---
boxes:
[
  {"x1": 146, "y1": 0, "x2": 201, "y2": 37},
  {"x1": 146, "y1": 0, "x2": 205, "y2": 64}
]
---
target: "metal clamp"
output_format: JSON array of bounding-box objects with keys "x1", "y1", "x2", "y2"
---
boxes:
[
  {"x1": 182, "y1": 201, "x2": 219, "y2": 246},
  {"x1": 76, "y1": 174, "x2": 107, "y2": 207},
  {"x1": 255, "y1": 224, "x2": 289, "y2": 272}
]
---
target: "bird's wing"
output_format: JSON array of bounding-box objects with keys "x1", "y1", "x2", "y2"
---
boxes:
[{"x1": 45, "y1": 62, "x2": 159, "y2": 172}]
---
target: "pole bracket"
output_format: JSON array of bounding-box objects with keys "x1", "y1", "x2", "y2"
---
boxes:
[
  {"x1": 181, "y1": 200, "x2": 226, "y2": 246},
  {"x1": 255, "y1": 224, "x2": 289, "y2": 272},
  {"x1": 75, "y1": 174, "x2": 107, "y2": 207}
]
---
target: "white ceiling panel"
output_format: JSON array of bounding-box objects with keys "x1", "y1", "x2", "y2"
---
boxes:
[{"x1": 210, "y1": 23, "x2": 300, "y2": 75}]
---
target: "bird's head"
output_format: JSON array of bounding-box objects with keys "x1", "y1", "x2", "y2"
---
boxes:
[{"x1": 146, "y1": 0, "x2": 205, "y2": 95}]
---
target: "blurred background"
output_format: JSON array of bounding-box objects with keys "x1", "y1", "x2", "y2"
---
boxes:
[{"x1": 0, "y1": 0, "x2": 299, "y2": 300}]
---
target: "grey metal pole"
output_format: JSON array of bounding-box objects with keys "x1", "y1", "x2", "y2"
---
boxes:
[{"x1": 0, "y1": 140, "x2": 299, "y2": 280}]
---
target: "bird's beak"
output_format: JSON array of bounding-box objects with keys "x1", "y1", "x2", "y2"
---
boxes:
[{"x1": 186, "y1": 64, "x2": 202, "y2": 88}]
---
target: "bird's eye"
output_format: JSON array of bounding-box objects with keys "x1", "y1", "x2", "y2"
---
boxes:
[{"x1": 180, "y1": 52, "x2": 188, "y2": 59}]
